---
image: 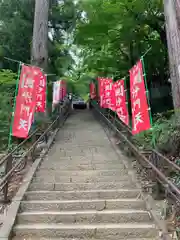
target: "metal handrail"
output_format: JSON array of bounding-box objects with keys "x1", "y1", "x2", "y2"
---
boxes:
[
  {"x1": 0, "y1": 116, "x2": 59, "y2": 190},
  {"x1": 0, "y1": 102, "x2": 70, "y2": 203},
  {"x1": 0, "y1": 128, "x2": 39, "y2": 165},
  {"x1": 105, "y1": 106, "x2": 180, "y2": 174},
  {"x1": 95, "y1": 105, "x2": 180, "y2": 199},
  {"x1": 152, "y1": 149, "x2": 180, "y2": 172},
  {"x1": 92, "y1": 102, "x2": 177, "y2": 239}
]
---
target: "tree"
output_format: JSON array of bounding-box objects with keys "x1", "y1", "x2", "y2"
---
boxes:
[
  {"x1": 163, "y1": 0, "x2": 180, "y2": 112},
  {"x1": 74, "y1": 0, "x2": 168, "y2": 83},
  {"x1": 0, "y1": 0, "x2": 35, "y2": 71},
  {"x1": 0, "y1": 0, "x2": 78, "y2": 149},
  {"x1": 31, "y1": 0, "x2": 50, "y2": 70}
]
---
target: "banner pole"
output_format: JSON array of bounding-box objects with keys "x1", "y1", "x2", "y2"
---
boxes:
[
  {"x1": 44, "y1": 74, "x2": 48, "y2": 115},
  {"x1": 123, "y1": 77, "x2": 130, "y2": 128},
  {"x1": 8, "y1": 62, "x2": 22, "y2": 150},
  {"x1": 141, "y1": 56, "x2": 153, "y2": 126}
]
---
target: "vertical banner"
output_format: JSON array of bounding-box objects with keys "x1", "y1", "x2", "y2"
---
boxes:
[
  {"x1": 109, "y1": 82, "x2": 116, "y2": 112},
  {"x1": 12, "y1": 64, "x2": 39, "y2": 138},
  {"x1": 60, "y1": 80, "x2": 67, "y2": 101},
  {"x1": 63, "y1": 80, "x2": 67, "y2": 99},
  {"x1": 89, "y1": 82, "x2": 96, "y2": 99},
  {"x1": 112, "y1": 80, "x2": 129, "y2": 125},
  {"x1": 98, "y1": 77, "x2": 105, "y2": 107},
  {"x1": 36, "y1": 71, "x2": 46, "y2": 112},
  {"x1": 98, "y1": 77, "x2": 113, "y2": 108},
  {"x1": 130, "y1": 60, "x2": 151, "y2": 135},
  {"x1": 103, "y1": 78, "x2": 113, "y2": 109},
  {"x1": 53, "y1": 81, "x2": 61, "y2": 104}
]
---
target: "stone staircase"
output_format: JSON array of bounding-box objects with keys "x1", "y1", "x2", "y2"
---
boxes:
[{"x1": 10, "y1": 111, "x2": 159, "y2": 239}]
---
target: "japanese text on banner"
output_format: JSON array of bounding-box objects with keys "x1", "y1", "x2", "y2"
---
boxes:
[
  {"x1": 12, "y1": 65, "x2": 39, "y2": 138},
  {"x1": 89, "y1": 82, "x2": 96, "y2": 99},
  {"x1": 130, "y1": 60, "x2": 151, "y2": 135},
  {"x1": 98, "y1": 77, "x2": 105, "y2": 107},
  {"x1": 60, "y1": 80, "x2": 67, "y2": 101},
  {"x1": 36, "y1": 71, "x2": 46, "y2": 113},
  {"x1": 103, "y1": 78, "x2": 113, "y2": 109},
  {"x1": 112, "y1": 80, "x2": 129, "y2": 125}
]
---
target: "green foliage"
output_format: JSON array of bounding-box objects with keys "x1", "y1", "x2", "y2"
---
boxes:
[
  {"x1": 0, "y1": 0, "x2": 35, "y2": 71},
  {"x1": 48, "y1": 0, "x2": 79, "y2": 76},
  {"x1": 0, "y1": 69, "x2": 17, "y2": 151},
  {"x1": 0, "y1": 0, "x2": 79, "y2": 150},
  {"x1": 0, "y1": 0, "x2": 77, "y2": 74},
  {"x1": 132, "y1": 113, "x2": 180, "y2": 155},
  {"x1": 74, "y1": 0, "x2": 168, "y2": 85}
]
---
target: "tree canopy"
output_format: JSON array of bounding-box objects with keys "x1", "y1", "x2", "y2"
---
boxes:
[
  {"x1": 69, "y1": 0, "x2": 168, "y2": 87},
  {"x1": 0, "y1": 0, "x2": 175, "y2": 150}
]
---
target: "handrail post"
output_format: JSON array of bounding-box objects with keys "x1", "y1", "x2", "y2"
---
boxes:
[{"x1": 3, "y1": 154, "x2": 13, "y2": 203}]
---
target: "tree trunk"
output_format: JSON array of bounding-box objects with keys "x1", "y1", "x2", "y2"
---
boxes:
[
  {"x1": 31, "y1": 0, "x2": 49, "y2": 70},
  {"x1": 163, "y1": 0, "x2": 180, "y2": 112},
  {"x1": 31, "y1": 0, "x2": 50, "y2": 122}
]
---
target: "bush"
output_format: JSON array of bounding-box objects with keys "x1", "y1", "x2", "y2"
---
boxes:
[
  {"x1": 132, "y1": 112, "x2": 180, "y2": 156},
  {"x1": 0, "y1": 69, "x2": 17, "y2": 151}
]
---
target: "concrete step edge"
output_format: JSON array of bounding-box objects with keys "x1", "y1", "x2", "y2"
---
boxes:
[
  {"x1": 13, "y1": 238, "x2": 159, "y2": 240},
  {"x1": 36, "y1": 169, "x2": 126, "y2": 173},
  {"x1": 20, "y1": 198, "x2": 144, "y2": 204},
  {"x1": 25, "y1": 189, "x2": 140, "y2": 194},
  {"x1": 18, "y1": 209, "x2": 150, "y2": 215},
  {"x1": 14, "y1": 223, "x2": 157, "y2": 229}
]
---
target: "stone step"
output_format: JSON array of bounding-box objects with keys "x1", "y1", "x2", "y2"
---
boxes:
[
  {"x1": 49, "y1": 152, "x2": 118, "y2": 158},
  {"x1": 41, "y1": 158, "x2": 124, "y2": 163},
  {"x1": 44, "y1": 154, "x2": 119, "y2": 160},
  {"x1": 32, "y1": 174, "x2": 130, "y2": 183},
  {"x1": 13, "y1": 238, "x2": 158, "y2": 240},
  {"x1": 13, "y1": 223, "x2": 157, "y2": 239},
  {"x1": 28, "y1": 181, "x2": 136, "y2": 191},
  {"x1": 17, "y1": 209, "x2": 151, "y2": 224},
  {"x1": 9, "y1": 112, "x2": 159, "y2": 240},
  {"x1": 55, "y1": 146, "x2": 115, "y2": 150},
  {"x1": 35, "y1": 169, "x2": 128, "y2": 178},
  {"x1": 24, "y1": 189, "x2": 140, "y2": 201},
  {"x1": 49, "y1": 147, "x2": 117, "y2": 152},
  {"x1": 40, "y1": 163, "x2": 125, "y2": 170},
  {"x1": 20, "y1": 199, "x2": 146, "y2": 212}
]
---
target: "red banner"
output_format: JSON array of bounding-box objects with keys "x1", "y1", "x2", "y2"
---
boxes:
[
  {"x1": 12, "y1": 64, "x2": 40, "y2": 138},
  {"x1": 98, "y1": 77, "x2": 104, "y2": 107},
  {"x1": 109, "y1": 83, "x2": 116, "y2": 112},
  {"x1": 98, "y1": 77, "x2": 113, "y2": 108},
  {"x1": 103, "y1": 78, "x2": 113, "y2": 109},
  {"x1": 89, "y1": 82, "x2": 96, "y2": 99},
  {"x1": 36, "y1": 71, "x2": 46, "y2": 112},
  {"x1": 112, "y1": 80, "x2": 129, "y2": 125},
  {"x1": 130, "y1": 60, "x2": 151, "y2": 135},
  {"x1": 60, "y1": 80, "x2": 67, "y2": 101}
]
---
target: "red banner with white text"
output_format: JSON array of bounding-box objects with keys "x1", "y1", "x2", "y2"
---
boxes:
[
  {"x1": 36, "y1": 71, "x2": 46, "y2": 112},
  {"x1": 98, "y1": 77, "x2": 104, "y2": 107},
  {"x1": 98, "y1": 77, "x2": 113, "y2": 108},
  {"x1": 60, "y1": 80, "x2": 67, "y2": 101},
  {"x1": 12, "y1": 64, "x2": 40, "y2": 138},
  {"x1": 103, "y1": 78, "x2": 113, "y2": 109},
  {"x1": 89, "y1": 82, "x2": 96, "y2": 99},
  {"x1": 130, "y1": 60, "x2": 151, "y2": 135},
  {"x1": 112, "y1": 80, "x2": 129, "y2": 125}
]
